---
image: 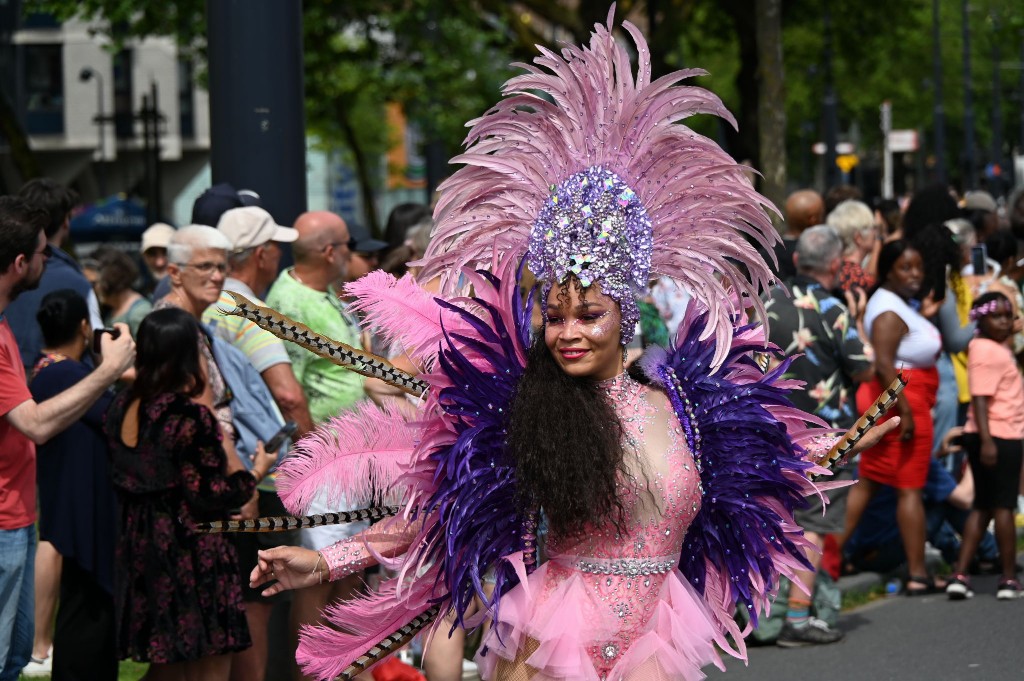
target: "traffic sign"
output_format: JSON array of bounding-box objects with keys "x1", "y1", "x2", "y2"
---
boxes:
[{"x1": 888, "y1": 129, "x2": 918, "y2": 152}]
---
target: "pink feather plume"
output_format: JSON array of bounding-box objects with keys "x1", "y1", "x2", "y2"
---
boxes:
[
  {"x1": 296, "y1": 568, "x2": 441, "y2": 681},
  {"x1": 418, "y1": 11, "x2": 780, "y2": 371},
  {"x1": 344, "y1": 271, "x2": 468, "y2": 367},
  {"x1": 275, "y1": 400, "x2": 420, "y2": 515}
]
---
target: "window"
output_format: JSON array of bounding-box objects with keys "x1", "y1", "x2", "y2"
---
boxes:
[
  {"x1": 113, "y1": 49, "x2": 133, "y2": 138},
  {"x1": 20, "y1": 13, "x2": 61, "y2": 29},
  {"x1": 23, "y1": 44, "x2": 62, "y2": 134}
]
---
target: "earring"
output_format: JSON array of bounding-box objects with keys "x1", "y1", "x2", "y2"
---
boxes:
[{"x1": 621, "y1": 345, "x2": 628, "y2": 365}]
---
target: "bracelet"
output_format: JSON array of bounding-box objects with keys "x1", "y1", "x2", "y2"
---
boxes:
[{"x1": 311, "y1": 551, "x2": 324, "y2": 585}]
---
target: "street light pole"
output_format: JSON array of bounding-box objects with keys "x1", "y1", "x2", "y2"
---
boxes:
[
  {"x1": 823, "y1": 1, "x2": 839, "y2": 190},
  {"x1": 79, "y1": 67, "x2": 106, "y2": 197},
  {"x1": 962, "y1": 0, "x2": 977, "y2": 191},
  {"x1": 990, "y1": 13, "x2": 1003, "y2": 197},
  {"x1": 932, "y1": 0, "x2": 947, "y2": 184},
  {"x1": 1019, "y1": 32, "x2": 1024, "y2": 178}
]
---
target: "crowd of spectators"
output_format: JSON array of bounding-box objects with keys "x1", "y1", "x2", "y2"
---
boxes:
[
  {"x1": 0, "y1": 178, "x2": 431, "y2": 681},
  {"x1": 2, "y1": 174, "x2": 1023, "y2": 681},
  {"x1": 762, "y1": 184, "x2": 1024, "y2": 636}
]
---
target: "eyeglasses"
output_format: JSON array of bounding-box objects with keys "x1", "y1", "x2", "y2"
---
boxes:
[
  {"x1": 322, "y1": 238, "x2": 358, "y2": 253},
  {"x1": 181, "y1": 261, "x2": 228, "y2": 276}
]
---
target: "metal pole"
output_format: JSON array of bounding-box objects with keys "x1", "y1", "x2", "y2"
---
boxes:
[
  {"x1": 141, "y1": 92, "x2": 155, "y2": 224},
  {"x1": 151, "y1": 80, "x2": 162, "y2": 221},
  {"x1": 962, "y1": 0, "x2": 976, "y2": 191},
  {"x1": 990, "y1": 13, "x2": 1003, "y2": 197},
  {"x1": 207, "y1": 0, "x2": 307, "y2": 228},
  {"x1": 932, "y1": 0, "x2": 947, "y2": 184},
  {"x1": 1019, "y1": 32, "x2": 1024, "y2": 165},
  {"x1": 823, "y1": 1, "x2": 839, "y2": 190},
  {"x1": 881, "y1": 101, "x2": 893, "y2": 198},
  {"x1": 95, "y1": 73, "x2": 106, "y2": 197}
]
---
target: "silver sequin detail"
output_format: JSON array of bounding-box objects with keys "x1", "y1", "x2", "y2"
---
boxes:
[{"x1": 575, "y1": 558, "x2": 676, "y2": 576}]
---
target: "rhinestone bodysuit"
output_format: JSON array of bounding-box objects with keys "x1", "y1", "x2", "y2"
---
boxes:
[{"x1": 542, "y1": 373, "x2": 701, "y2": 678}]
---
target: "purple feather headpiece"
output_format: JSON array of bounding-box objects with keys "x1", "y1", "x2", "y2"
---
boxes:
[{"x1": 419, "y1": 7, "x2": 781, "y2": 367}]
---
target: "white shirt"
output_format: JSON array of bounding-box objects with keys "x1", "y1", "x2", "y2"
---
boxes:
[{"x1": 864, "y1": 288, "x2": 942, "y2": 369}]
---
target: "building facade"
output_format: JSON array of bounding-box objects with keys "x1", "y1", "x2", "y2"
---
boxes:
[{"x1": 0, "y1": 3, "x2": 209, "y2": 224}]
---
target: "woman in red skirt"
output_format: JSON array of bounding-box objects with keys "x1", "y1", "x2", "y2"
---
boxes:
[{"x1": 841, "y1": 240, "x2": 944, "y2": 594}]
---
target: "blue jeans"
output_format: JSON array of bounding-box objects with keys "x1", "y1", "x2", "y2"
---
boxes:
[
  {"x1": 932, "y1": 352, "x2": 957, "y2": 458},
  {"x1": 0, "y1": 525, "x2": 35, "y2": 681}
]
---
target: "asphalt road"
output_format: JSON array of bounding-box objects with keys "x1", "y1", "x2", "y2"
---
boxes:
[{"x1": 704, "y1": 573, "x2": 1024, "y2": 681}]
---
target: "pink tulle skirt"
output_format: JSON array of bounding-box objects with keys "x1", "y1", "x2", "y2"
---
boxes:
[{"x1": 476, "y1": 560, "x2": 727, "y2": 681}]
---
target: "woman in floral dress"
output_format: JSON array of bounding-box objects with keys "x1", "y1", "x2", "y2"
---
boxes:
[{"x1": 105, "y1": 308, "x2": 275, "y2": 680}]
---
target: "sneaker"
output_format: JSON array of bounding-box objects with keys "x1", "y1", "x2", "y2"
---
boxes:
[
  {"x1": 776, "y1": 617, "x2": 844, "y2": 647},
  {"x1": 21, "y1": 654, "x2": 52, "y2": 677},
  {"x1": 996, "y1": 579, "x2": 1023, "y2": 600},
  {"x1": 946, "y1": 574, "x2": 974, "y2": 601}
]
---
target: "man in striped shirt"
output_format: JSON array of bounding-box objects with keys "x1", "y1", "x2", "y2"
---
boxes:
[{"x1": 203, "y1": 206, "x2": 313, "y2": 681}]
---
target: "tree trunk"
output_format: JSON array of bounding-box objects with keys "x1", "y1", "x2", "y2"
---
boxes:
[
  {"x1": 336, "y1": 102, "x2": 380, "y2": 236},
  {"x1": 754, "y1": 0, "x2": 787, "y2": 221},
  {"x1": 716, "y1": 1, "x2": 759, "y2": 168}
]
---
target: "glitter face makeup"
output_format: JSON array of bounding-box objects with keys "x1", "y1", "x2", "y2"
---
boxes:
[{"x1": 544, "y1": 280, "x2": 624, "y2": 380}]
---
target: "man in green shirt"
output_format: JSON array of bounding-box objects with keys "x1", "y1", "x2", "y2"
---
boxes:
[{"x1": 266, "y1": 211, "x2": 366, "y2": 423}]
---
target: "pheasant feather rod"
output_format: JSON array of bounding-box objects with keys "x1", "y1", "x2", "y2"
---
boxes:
[
  {"x1": 813, "y1": 374, "x2": 907, "y2": 480},
  {"x1": 334, "y1": 606, "x2": 439, "y2": 681},
  {"x1": 221, "y1": 291, "x2": 428, "y2": 396},
  {"x1": 193, "y1": 507, "x2": 401, "y2": 534}
]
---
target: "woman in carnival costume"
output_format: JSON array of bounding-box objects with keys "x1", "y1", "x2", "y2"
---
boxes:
[{"x1": 239, "y1": 10, "x2": 897, "y2": 681}]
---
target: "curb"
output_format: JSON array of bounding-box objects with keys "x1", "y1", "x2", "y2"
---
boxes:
[{"x1": 837, "y1": 571, "x2": 884, "y2": 596}]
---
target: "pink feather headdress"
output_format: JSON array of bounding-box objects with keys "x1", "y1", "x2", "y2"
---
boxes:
[{"x1": 419, "y1": 7, "x2": 780, "y2": 368}]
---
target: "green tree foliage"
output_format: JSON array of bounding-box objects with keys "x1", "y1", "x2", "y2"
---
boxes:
[{"x1": 27, "y1": 0, "x2": 1024, "y2": 204}]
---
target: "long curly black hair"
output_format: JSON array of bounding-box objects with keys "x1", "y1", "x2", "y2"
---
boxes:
[
  {"x1": 909, "y1": 223, "x2": 960, "y2": 301},
  {"x1": 506, "y1": 331, "x2": 628, "y2": 539}
]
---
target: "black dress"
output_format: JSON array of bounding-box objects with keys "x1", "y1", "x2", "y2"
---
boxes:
[{"x1": 105, "y1": 391, "x2": 255, "y2": 664}]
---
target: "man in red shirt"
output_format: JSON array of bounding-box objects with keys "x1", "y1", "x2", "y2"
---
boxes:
[{"x1": 0, "y1": 197, "x2": 134, "y2": 680}]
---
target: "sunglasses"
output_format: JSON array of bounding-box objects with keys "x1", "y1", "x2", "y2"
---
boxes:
[{"x1": 322, "y1": 238, "x2": 358, "y2": 252}]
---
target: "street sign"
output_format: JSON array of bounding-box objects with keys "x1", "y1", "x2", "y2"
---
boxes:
[{"x1": 888, "y1": 129, "x2": 918, "y2": 152}]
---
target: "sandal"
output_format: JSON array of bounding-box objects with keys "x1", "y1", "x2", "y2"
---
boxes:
[{"x1": 904, "y1": 575, "x2": 946, "y2": 596}]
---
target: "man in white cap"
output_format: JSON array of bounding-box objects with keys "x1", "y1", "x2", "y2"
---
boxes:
[
  {"x1": 203, "y1": 206, "x2": 314, "y2": 681},
  {"x1": 140, "y1": 223, "x2": 175, "y2": 280},
  {"x1": 140, "y1": 222, "x2": 176, "y2": 300}
]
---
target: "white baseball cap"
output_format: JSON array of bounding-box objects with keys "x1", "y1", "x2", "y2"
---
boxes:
[
  {"x1": 217, "y1": 206, "x2": 298, "y2": 251},
  {"x1": 141, "y1": 223, "x2": 176, "y2": 253}
]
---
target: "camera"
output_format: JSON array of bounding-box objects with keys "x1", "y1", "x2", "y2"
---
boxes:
[{"x1": 92, "y1": 327, "x2": 121, "y2": 354}]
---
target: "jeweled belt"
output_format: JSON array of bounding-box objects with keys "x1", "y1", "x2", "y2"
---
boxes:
[{"x1": 554, "y1": 554, "x2": 679, "y2": 577}]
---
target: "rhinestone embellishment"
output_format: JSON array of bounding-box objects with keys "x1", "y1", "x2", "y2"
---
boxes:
[{"x1": 574, "y1": 558, "x2": 677, "y2": 576}]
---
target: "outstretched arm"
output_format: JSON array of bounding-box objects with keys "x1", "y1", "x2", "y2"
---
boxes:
[{"x1": 250, "y1": 517, "x2": 417, "y2": 596}]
